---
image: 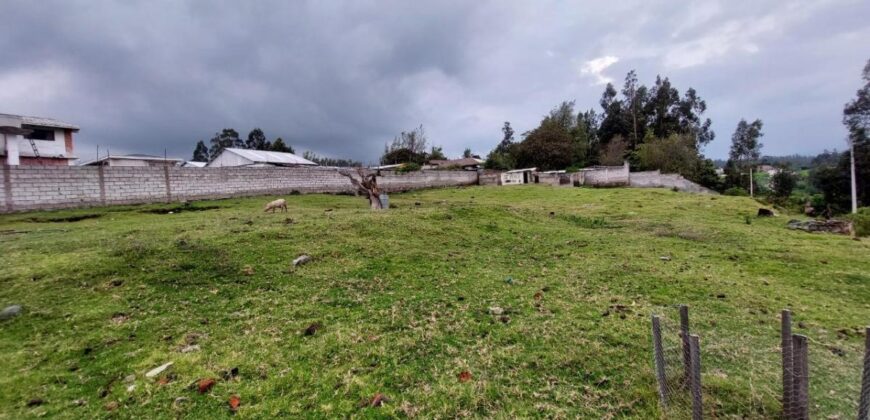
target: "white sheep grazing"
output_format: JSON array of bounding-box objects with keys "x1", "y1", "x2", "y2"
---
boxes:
[{"x1": 263, "y1": 198, "x2": 288, "y2": 213}]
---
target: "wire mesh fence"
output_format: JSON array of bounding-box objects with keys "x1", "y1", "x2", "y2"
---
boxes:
[{"x1": 651, "y1": 305, "x2": 868, "y2": 419}]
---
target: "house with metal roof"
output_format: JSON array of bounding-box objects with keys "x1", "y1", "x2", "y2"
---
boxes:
[
  {"x1": 80, "y1": 154, "x2": 183, "y2": 167},
  {"x1": 206, "y1": 148, "x2": 317, "y2": 167},
  {"x1": 0, "y1": 113, "x2": 80, "y2": 166}
]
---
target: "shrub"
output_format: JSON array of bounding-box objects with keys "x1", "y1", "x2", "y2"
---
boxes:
[
  {"x1": 396, "y1": 162, "x2": 421, "y2": 173},
  {"x1": 770, "y1": 170, "x2": 796, "y2": 199},
  {"x1": 846, "y1": 207, "x2": 870, "y2": 237},
  {"x1": 724, "y1": 187, "x2": 749, "y2": 196}
]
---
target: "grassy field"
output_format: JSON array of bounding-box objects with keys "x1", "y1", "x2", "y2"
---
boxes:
[{"x1": 0, "y1": 186, "x2": 867, "y2": 418}]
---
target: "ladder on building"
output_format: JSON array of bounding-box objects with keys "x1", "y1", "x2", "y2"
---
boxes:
[{"x1": 27, "y1": 137, "x2": 40, "y2": 158}]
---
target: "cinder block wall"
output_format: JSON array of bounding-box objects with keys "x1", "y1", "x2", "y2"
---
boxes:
[
  {"x1": 582, "y1": 163, "x2": 630, "y2": 186},
  {"x1": 629, "y1": 170, "x2": 717, "y2": 194},
  {"x1": 0, "y1": 166, "x2": 479, "y2": 213}
]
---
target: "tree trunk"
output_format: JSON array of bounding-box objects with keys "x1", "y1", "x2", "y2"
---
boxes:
[
  {"x1": 339, "y1": 168, "x2": 384, "y2": 210},
  {"x1": 851, "y1": 141, "x2": 858, "y2": 214}
]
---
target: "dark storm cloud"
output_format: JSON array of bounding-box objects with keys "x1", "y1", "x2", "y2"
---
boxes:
[{"x1": 1, "y1": 0, "x2": 868, "y2": 162}]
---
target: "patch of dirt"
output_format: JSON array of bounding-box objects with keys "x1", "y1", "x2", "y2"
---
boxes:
[
  {"x1": 110, "y1": 313, "x2": 129, "y2": 325},
  {"x1": 28, "y1": 214, "x2": 102, "y2": 223},
  {"x1": 141, "y1": 206, "x2": 220, "y2": 215}
]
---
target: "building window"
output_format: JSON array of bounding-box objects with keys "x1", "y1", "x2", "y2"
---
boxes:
[{"x1": 22, "y1": 126, "x2": 55, "y2": 141}]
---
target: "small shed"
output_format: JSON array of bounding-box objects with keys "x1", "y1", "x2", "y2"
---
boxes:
[{"x1": 501, "y1": 168, "x2": 537, "y2": 185}]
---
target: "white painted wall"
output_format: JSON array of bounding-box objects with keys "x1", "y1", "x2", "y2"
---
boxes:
[
  {"x1": 0, "y1": 114, "x2": 19, "y2": 156},
  {"x1": 17, "y1": 128, "x2": 68, "y2": 158},
  {"x1": 501, "y1": 172, "x2": 525, "y2": 185},
  {"x1": 5, "y1": 135, "x2": 20, "y2": 165}
]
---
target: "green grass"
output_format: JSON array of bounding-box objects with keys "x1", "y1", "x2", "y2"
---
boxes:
[{"x1": 0, "y1": 186, "x2": 867, "y2": 418}]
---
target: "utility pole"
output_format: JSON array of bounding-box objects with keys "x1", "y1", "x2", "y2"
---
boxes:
[
  {"x1": 749, "y1": 166, "x2": 754, "y2": 198},
  {"x1": 851, "y1": 140, "x2": 858, "y2": 214}
]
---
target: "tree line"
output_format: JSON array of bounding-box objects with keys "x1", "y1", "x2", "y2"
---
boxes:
[
  {"x1": 191, "y1": 128, "x2": 360, "y2": 167},
  {"x1": 184, "y1": 60, "x2": 868, "y2": 214},
  {"x1": 483, "y1": 70, "x2": 725, "y2": 189},
  {"x1": 191, "y1": 128, "x2": 294, "y2": 162}
]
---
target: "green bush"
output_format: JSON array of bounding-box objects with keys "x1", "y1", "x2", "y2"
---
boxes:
[
  {"x1": 846, "y1": 207, "x2": 870, "y2": 237},
  {"x1": 396, "y1": 162, "x2": 421, "y2": 173},
  {"x1": 724, "y1": 187, "x2": 749, "y2": 196}
]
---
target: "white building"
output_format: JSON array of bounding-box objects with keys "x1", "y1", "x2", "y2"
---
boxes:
[
  {"x1": 80, "y1": 154, "x2": 183, "y2": 167},
  {"x1": 501, "y1": 168, "x2": 537, "y2": 185},
  {"x1": 0, "y1": 113, "x2": 79, "y2": 166},
  {"x1": 182, "y1": 161, "x2": 207, "y2": 168},
  {"x1": 207, "y1": 148, "x2": 317, "y2": 167}
]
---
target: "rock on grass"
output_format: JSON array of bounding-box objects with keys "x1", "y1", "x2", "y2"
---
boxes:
[
  {"x1": 293, "y1": 255, "x2": 312, "y2": 267},
  {"x1": 145, "y1": 362, "x2": 173, "y2": 378},
  {"x1": 1, "y1": 305, "x2": 22, "y2": 320}
]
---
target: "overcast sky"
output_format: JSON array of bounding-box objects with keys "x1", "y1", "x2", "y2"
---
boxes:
[{"x1": 1, "y1": 1, "x2": 868, "y2": 163}]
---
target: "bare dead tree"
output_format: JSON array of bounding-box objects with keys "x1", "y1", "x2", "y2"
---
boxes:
[{"x1": 338, "y1": 168, "x2": 383, "y2": 210}]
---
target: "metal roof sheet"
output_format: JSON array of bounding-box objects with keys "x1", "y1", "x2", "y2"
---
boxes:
[{"x1": 223, "y1": 148, "x2": 316, "y2": 165}]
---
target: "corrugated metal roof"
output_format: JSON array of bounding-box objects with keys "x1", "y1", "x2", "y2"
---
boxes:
[
  {"x1": 223, "y1": 148, "x2": 316, "y2": 165},
  {"x1": 0, "y1": 113, "x2": 80, "y2": 131}
]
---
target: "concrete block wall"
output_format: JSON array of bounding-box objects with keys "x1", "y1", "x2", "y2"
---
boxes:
[
  {"x1": 2, "y1": 166, "x2": 103, "y2": 211},
  {"x1": 581, "y1": 163, "x2": 630, "y2": 187},
  {"x1": 629, "y1": 170, "x2": 717, "y2": 194},
  {"x1": 103, "y1": 167, "x2": 168, "y2": 204},
  {"x1": 379, "y1": 170, "x2": 478, "y2": 192},
  {"x1": 478, "y1": 172, "x2": 501, "y2": 186},
  {"x1": 0, "y1": 166, "x2": 479, "y2": 213},
  {"x1": 536, "y1": 173, "x2": 563, "y2": 186}
]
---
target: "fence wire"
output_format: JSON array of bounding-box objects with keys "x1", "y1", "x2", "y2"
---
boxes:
[{"x1": 652, "y1": 306, "x2": 867, "y2": 419}]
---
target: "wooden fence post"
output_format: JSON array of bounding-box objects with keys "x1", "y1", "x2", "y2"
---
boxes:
[
  {"x1": 792, "y1": 334, "x2": 809, "y2": 420},
  {"x1": 651, "y1": 315, "x2": 668, "y2": 408},
  {"x1": 680, "y1": 305, "x2": 691, "y2": 388},
  {"x1": 689, "y1": 334, "x2": 702, "y2": 420},
  {"x1": 781, "y1": 310, "x2": 793, "y2": 419},
  {"x1": 859, "y1": 327, "x2": 870, "y2": 420}
]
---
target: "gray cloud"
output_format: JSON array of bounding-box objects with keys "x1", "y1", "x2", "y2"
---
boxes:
[{"x1": 1, "y1": 0, "x2": 868, "y2": 163}]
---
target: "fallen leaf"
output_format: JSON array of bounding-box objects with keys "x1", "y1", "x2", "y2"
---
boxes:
[
  {"x1": 157, "y1": 377, "x2": 171, "y2": 386},
  {"x1": 197, "y1": 378, "x2": 216, "y2": 394},
  {"x1": 370, "y1": 393, "x2": 388, "y2": 407},
  {"x1": 458, "y1": 371, "x2": 472, "y2": 383},
  {"x1": 104, "y1": 401, "x2": 119, "y2": 411},
  {"x1": 228, "y1": 395, "x2": 241, "y2": 412}
]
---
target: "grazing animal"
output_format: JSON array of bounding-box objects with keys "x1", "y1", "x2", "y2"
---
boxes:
[{"x1": 264, "y1": 198, "x2": 287, "y2": 213}]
